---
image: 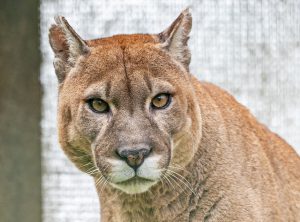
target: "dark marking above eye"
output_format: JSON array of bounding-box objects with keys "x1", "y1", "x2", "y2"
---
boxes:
[
  {"x1": 143, "y1": 73, "x2": 152, "y2": 93},
  {"x1": 105, "y1": 80, "x2": 112, "y2": 98}
]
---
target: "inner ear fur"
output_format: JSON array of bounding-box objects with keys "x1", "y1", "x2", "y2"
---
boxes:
[
  {"x1": 49, "y1": 16, "x2": 89, "y2": 83},
  {"x1": 158, "y1": 8, "x2": 192, "y2": 71}
]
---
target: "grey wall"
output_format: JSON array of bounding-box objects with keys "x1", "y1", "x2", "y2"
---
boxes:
[
  {"x1": 0, "y1": 0, "x2": 41, "y2": 222},
  {"x1": 40, "y1": 0, "x2": 300, "y2": 221}
]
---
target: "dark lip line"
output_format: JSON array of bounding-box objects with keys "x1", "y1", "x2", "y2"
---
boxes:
[{"x1": 115, "y1": 176, "x2": 155, "y2": 185}]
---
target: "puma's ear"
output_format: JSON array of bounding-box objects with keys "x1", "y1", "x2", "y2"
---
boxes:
[
  {"x1": 49, "y1": 16, "x2": 89, "y2": 82},
  {"x1": 157, "y1": 8, "x2": 192, "y2": 70}
]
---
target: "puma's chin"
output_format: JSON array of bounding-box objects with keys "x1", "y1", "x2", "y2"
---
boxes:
[{"x1": 110, "y1": 177, "x2": 158, "y2": 194}]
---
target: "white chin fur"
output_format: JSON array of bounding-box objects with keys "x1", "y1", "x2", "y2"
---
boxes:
[
  {"x1": 106, "y1": 155, "x2": 162, "y2": 194},
  {"x1": 110, "y1": 180, "x2": 157, "y2": 194}
]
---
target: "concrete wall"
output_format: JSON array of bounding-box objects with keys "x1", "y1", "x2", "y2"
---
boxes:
[
  {"x1": 0, "y1": 0, "x2": 41, "y2": 221},
  {"x1": 40, "y1": 0, "x2": 300, "y2": 221}
]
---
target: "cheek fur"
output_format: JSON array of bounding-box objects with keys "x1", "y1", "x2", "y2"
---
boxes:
[
  {"x1": 76, "y1": 106, "x2": 109, "y2": 142},
  {"x1": 153, "y1": 105, "x2": 186, "y2": 136}
]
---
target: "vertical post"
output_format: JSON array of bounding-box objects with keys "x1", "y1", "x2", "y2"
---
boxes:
[{"x1": 0, "y1": 0, "x2": 41, "y2": 221}]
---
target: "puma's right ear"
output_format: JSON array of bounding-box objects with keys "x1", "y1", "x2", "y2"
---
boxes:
[{"x1": 49, "y1": 16, "x2": 89, "y2": 82}]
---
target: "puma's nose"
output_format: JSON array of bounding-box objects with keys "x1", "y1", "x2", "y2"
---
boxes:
[{"x1": 117, "y1": 147, "x2": 151, "y2": 170}]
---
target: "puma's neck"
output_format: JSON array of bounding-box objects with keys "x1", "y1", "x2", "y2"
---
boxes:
[{"x1": 96, "y1": 159, "x2": 219, "y2": 222}]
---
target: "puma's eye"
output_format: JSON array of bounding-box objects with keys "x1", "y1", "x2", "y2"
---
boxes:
[
  {"x1": 151, "y1": 93, "x2": 171, "y2": 109},
  {"x1": 87, "y1": 98, "x2": 109, "y2": 113}
]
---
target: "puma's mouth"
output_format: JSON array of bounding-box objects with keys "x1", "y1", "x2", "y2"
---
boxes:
[
  {"x1": 110, "y1": 176, "x2": 157, "y2": 194},
  {"x1": 106, "y1": 155, "x2": 163, "y2": 194},
  {"x1": 116, "y1": 176, "x2": 155, "y2": 185}
]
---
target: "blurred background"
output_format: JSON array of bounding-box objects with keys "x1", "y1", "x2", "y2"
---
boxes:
[{"x1": 1, "y1": 0, "x2": 300, "y2": 221}]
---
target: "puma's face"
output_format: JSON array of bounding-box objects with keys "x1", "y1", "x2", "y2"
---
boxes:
[
  {"x1": 59, "y1": 43, "x2": 197, "y2": 194},
  {"x1": 50, "y1": 10, "x2": 201, "y2": 194}
]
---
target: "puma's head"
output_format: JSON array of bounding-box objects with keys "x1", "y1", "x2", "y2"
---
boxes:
[{"x1": 49, "y1": 9, "x2": 202, "y2": 194}]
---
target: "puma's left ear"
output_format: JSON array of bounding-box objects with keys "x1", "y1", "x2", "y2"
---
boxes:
[{"x1": 157, "y1": 8, "x2": 192, "y2": 70}]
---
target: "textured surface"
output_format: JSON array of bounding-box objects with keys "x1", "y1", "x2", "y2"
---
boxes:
[
  {"x1": 0, "y1": 0, "x2": 41, "y2": 221},
  {"x1": 40, "y1": 0, "x2": 300, "y2": 221}
]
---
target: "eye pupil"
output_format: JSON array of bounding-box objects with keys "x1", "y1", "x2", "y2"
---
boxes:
[
  {"x1": 88, "y1": 99, "x2": 109, "y2": 113},
  {"x1": 151, "y1": 93, "x2": 171, "y2": 109}
]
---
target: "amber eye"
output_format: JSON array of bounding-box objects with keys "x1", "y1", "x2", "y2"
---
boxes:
[
  {"x1": 87, "y1": 98, "x2": 110, "y2": 113},
  {"x1": 151, "y1": 93, "x2": 171, "y2": 109}
]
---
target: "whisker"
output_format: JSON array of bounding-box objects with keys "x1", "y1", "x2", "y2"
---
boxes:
[
  {"x1": 98, "y1": 177, "x2": 106, "y2": 186},
  {"x1": 95, "y1": 176, "x2": 103, "y2": 186},
  {"x1": 168, "y1": 165, "x2": 190, "y2": 174},
  {"x1": 70, "y1": 154, "x2": 91, "y2": 160},
  {"x1": 85, "y1": 165, "x2": 97, "y2": 172},
  {"x1": 158, "y1": 177, "x2": 165, "y2": 189},
  {"x1": 166, "y1": 171, "x2": 189, "y2": 195},
  {"x1": 82, "y1": 162, "x2": 94, "y2": 167},
  {"x1": 99, "y1": 179, "x2": 108, "y2": 194},
  {"x1": 86, "y1": 166, "x2": 99, "y2": 174},
  {"x1": 166, "y1": 169, "x2": 196, "y2": 196},
  {"x1": 172, "y1": 163, "x2": 190, "y2": 172},
  {"x1": 95, "y1": 176, "x2": 106, "y2": 190},
  {"x1": 94, "y1": 164, "x2": 111, "y2": 190},
  {"x1": 162, "y1": 172, "x2": 177, "y2": 194},
  {"x1": 167, "y1": 168, "x2": 191, "y2": 184},
  {"x1": 87, "y1": 169, "x2": 99, "y2": 175}
]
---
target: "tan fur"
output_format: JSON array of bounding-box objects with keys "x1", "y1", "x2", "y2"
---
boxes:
[{"x1": 49, "y1": 9, "x2": 300, "y2": 222}]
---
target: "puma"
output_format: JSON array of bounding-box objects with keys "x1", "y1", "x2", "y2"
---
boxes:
[{"x1": 49, "y1": 9, "x2": 300, "y2": 222}]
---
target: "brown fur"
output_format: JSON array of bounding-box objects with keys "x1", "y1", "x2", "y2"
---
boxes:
[{"x1": 49, "y1": 9, "x2": 300, "y2": 222}]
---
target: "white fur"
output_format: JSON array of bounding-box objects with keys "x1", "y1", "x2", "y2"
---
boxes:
[
  {"x1": 107, "y1": 159, "x2": 135, "y2": 183},
  {"x1": 107, "y1": 155, "x2": 162, "y2": 194},
  {"x1": 111, "y1": 180, "x2": 157, "y2": 194},
  {"x1": 136, "y1": 155, "x2": 161, "y2": 180}
]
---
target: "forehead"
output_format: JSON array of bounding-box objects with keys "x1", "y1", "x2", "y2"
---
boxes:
[
  {"x1": 62, "y1": 35, "x2": 185, "y2": 99},
  {"x1": 87, "y1": 34, "x2": 157, "y2": 46},
  {"x1": 80, "y1": 48, "x2": 176, "y2": 101},
  {"x1": 77, "y1": 38, "x2": 181, "y2": 81}
]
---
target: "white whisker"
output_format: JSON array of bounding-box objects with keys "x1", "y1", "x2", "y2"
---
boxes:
[{"x1": 166, "y1": 169, "x2": 196, "y2": 196}]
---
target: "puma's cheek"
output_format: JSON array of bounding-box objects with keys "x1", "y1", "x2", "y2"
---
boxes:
[{"x1": 170, "y1": 117, "x2": 196, "y2": 167}]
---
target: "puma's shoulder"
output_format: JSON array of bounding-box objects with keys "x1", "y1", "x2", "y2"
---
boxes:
[
  {"x1": 194, "y1": 78, "x2": 300, "y2": 175},
  {"x1": 193, "y1": 78, "x2": 300, "y2": 218}
]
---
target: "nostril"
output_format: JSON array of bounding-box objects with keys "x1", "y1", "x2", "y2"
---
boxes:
[
  {"x1": 117, "y1": 149, "x2": 136, "y2": 159},
  {"x1": 139, "y1": 148, "x2": 151, "y2": 158},
  {"x1": 116, "y1": 147, "x2": 152, "y2": 169}
]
